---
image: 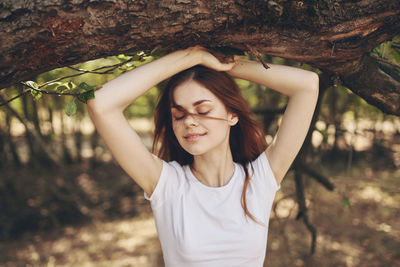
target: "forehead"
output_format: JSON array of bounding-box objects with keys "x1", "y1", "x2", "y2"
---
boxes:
[{"x1": 172, "y1": 80, "x2": 220, "y2": 107}]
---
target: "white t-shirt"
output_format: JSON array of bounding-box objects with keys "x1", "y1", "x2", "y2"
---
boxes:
[{"x1": 145, "y1": 152, "x2": 280, "y2": 267}]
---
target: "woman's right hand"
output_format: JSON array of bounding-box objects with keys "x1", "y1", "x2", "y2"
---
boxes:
[{"x1": 186, "y1": 46, "x2": 236, "y2": 72}]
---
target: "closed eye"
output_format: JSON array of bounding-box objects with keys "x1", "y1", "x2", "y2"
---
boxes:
[
  {"x1": 171, "y1": 107, "x2": 212, "y2": 120},
  {"x1": 171, "y1": 108, "x2": 186, "y2": 120},
  {"x1": 174, "y1": 115, "x2": 185, "y2": 120},
  {"x1": 198, "y1": 111, "x2": 210, "y2": 116}
]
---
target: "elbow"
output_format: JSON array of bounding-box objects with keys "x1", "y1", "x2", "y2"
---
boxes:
[
  {"x1": 308, "y1": 71, "x2": 319, "y2": 93},
  {"x1": 86, "y1": 97, "x2": 101, "y2": 116},
  {"x1": 293, "y1": 71, "x2": 319, "y2": 102},
  {"x1": 311, "y1": 72, "x2": 319, "y2": 100},
  {"x1": 302, "y1": 71, "x2": 319, "y2": 101},
  {"x1": 86, "y1": 94, "x2": 109, "y2": 117}
]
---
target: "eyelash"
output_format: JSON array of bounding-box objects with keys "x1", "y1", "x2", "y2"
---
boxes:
[
  {"x1": 174, "y1": 116, "x2": 184, "y2": 121},
  {"x1": 173, "y1": 111, "x2": 210, "y2": 120}
]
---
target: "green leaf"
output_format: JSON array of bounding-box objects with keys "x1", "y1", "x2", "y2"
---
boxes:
[
  {"x1": 77, "y1": 89, "x2": 95, "y2": 103},
  {"x1": 44, "y1": 81, "x2": 63, "y2": 91},
  {"x1": 25, "y1": 81, "x2": 42, "y2": 101},
  {"x1": 341, "y1": 199, "x2": 351, "y2": 207},
  {"x1": 390, "y1": 50, "x2": 400, "y2": 64},
  {"x1": 32, "y1": 91, "x2": 42, "y2": 101},
  {"x1": 68, "y1": 81, "x2": 75, "y2": 89},
  {"x1": 65, "y1": 100, "x2": 77, "y2": 116},
  {"x1": 57, "y1": 85, "x2": 69, "y2": 93},
  {"x1": 117, "y1": 54, "x2": 131, "y2": 61},
  {"x1": 31, "y1": 90, "x2": 42, "y2": 101},
  {"x1": 78, "y1": 82, "x2": 94, "y2": 91},
  {"x1": 132, "y1": 54, "x2": 144, "y2": 62}
]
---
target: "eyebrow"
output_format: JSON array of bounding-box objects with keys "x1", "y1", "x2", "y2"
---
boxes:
[{"x1": 172, "y1": 99, "x2": 212, "y2": 109}]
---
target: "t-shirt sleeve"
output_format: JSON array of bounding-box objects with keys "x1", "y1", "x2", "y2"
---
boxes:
[
  {"x1": 251, "y1": 152, "x2": 280, "y2": 193},
  {"x1": 144, "y1": 160, "x2": 182, "y2": 209}
]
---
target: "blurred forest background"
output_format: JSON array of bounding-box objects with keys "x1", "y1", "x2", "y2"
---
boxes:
[{"x1": 1, "y1": 37, "x2": 399, "y2": 267}]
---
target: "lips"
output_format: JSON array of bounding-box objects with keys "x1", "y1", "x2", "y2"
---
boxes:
[{"x1": 183, "y1": 132, "x2": 207, "y2": 142}]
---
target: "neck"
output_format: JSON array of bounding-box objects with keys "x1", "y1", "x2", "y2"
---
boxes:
[{"x1": 191, "y1": 146, "x2": 235, "y2": 187}]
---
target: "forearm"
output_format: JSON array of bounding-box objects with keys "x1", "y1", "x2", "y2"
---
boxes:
[
  {"x1": 88, "y1": 49, "x2": 201, "y2": 113},
  {"x1": 227, "y1": 59, "x2": 319, "y2": 98}
]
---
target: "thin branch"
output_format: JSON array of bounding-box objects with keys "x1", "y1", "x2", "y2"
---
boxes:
[
  {"x1": 245, "y1": 44, "x2": 270, "y2": 70},
  {"x1": 66, "y1": 66, "x2": 113, "y2": 75},
  {"x1": 1, "y1": 81, "x2": 86, "y2": 107},
  {"x1": 65, "y1": 56, "x2": 135, "y2": 75},
  {"x1": 1, "y1": 55, "x2": 139, "y2": 105},
  {"x1": 38, "y1": 72, "x2": 96, "y2": 89},
  {"x1": 21, "y1": 82, "x2": 83, "y2": 96},
  {"x1": 0, "y1": 90, "x2": 30, "y2": 107},
  {"x1": 296, "y1": 161, "x2": 334, "y2": 191},
  {"x1": 38, "y1": 56, "x2": 136, "y2": 89},
  {"x1": 89, "y1": 56, "x2": 136, "y2": 72},
  {"x1": 1, "y1": 53, "x2": 142, "y2": 107}
]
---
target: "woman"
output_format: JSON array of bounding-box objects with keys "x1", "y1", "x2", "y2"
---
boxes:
[{"x1": 87, "y1": 46, "x2": 319, "y2": 266}]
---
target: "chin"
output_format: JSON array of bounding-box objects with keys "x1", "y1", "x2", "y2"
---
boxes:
[{"x1": 182, "y1": 147, "x2": 207, "y2": 156}]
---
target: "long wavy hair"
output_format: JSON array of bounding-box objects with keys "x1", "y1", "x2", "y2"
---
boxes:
[{"x1": 153, "y1": 65, "x2": 267, "y2": 222}]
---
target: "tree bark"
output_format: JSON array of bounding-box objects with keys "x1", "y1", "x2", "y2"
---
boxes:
[
  {"x1": 0, "y1": 0, "x2": 399, "y2": 114},
  {"x1": 341, "y1": 55, "x2": 400, "y2": 114}
]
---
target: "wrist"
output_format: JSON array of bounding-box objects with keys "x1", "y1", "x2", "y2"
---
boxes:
[{"x1": 183, "y1": 47, "x2": 203, "y2": 67}]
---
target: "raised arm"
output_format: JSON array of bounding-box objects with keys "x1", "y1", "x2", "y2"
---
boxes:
[
  {"x1": 87, "y1": 47, "x2": 234, "y2": 196},
  {"x1": 228, "y1": 60, "x2": 319, "y2": 185}
]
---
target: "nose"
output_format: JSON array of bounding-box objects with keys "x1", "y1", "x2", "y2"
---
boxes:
[{"x1": 183, "y1": 113, "x2": 198, "y2": 127}]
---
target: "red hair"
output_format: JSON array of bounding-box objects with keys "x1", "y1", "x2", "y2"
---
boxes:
[{"x1": 153, "y1": 66, "x2": 267, "y2": 222}]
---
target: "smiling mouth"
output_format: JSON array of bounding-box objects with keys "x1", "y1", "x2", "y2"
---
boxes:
[{"x1": 184, "y1": 133, "x2": 207, "y2": 141}]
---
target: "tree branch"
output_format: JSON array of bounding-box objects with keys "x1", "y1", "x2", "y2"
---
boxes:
[
  {"x1": 294, "y1": 171, "x2": 317, "y2": 255},
  {"x1": 38, "y1": 57, "x2": 135, "y2": 89},
  {"x1": 0, "y1": 0, "x2": 398, "y2": 114},
  {"x1": 0, "y1": 90, "x2": 30, "y2": 107},
  {"x1": 341, "y1": 55, "x2": 400, "y2": 115},
  {"x1": 369, "y1": 53, "x2": 400, "y2": 69},
  {"x1": 296, "y1": 161, "x2": 335, "y2": 191},
  {"x1": 0, "y1": 56, "x2": 139, "y2": 106},
  {"x1": 22, "y1": 82, "x2": 82, "y2": 96}
]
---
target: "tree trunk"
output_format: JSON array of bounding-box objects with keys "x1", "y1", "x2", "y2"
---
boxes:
[
  {"x1": 0, "y1": 127, "x2": 4, "y2": 168},
  {"x1": 0, "y1": 0, "x2": 399, "y2": 114},
  {"x1": 0, "y1": 95, "x2": 62, "y2": 166},
  {"x1": 4, "y1": 113, "x2": 21, "y2": 167},
  {"x1": 31, "y1": 98, "x2": 43, "y2": 139},
  {"x1": 21, "y1": 93, "x2": 36, "y2": 165},
  {"x1": 74, "y1": 121, "x2": 83, "y2": 163},
  {"x1": 60, "y1": 111, "x2": 73, "y2": 164}
]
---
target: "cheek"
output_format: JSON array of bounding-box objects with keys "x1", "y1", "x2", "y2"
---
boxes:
[
  {"x1": 172, "y1": 121, "x2": 182, "y2": 135},
  {"x1": 209, "y1": 118, "x2": 227, "y2": 128},
  {"x1": 172, "y1": 122, "x2": 178, "y2": 133}
]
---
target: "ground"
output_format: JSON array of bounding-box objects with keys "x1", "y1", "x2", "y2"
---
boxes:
[{"x1": 1, "y1": 161, "x2": 399, "y2": 267}]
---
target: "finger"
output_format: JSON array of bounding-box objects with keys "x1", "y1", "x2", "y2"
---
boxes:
[{"x1": 218, "y1": 62, "x2": 235, "y2": 71}]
